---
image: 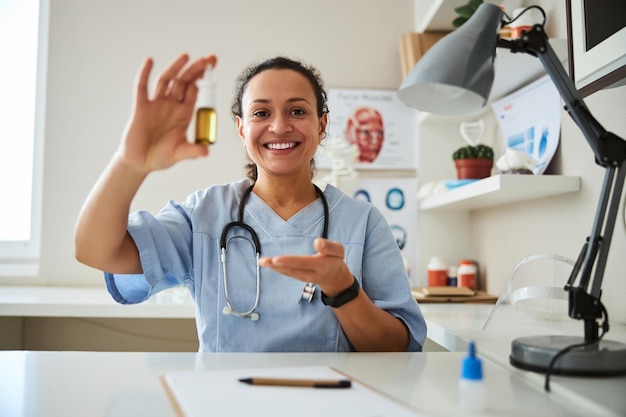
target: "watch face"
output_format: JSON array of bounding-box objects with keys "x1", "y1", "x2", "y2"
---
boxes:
[{"x1": 385, "y1": 188, "x2": 404, "y2": 210}]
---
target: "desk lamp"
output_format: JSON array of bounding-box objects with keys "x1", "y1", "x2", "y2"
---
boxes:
[{"x1": 398, "y1": 3, "x2": 626, "y2": 384}]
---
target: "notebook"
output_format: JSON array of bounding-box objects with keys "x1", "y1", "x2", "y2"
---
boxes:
[{"x1": 161, "y1": 365, "x2": 426, "y2": 417}]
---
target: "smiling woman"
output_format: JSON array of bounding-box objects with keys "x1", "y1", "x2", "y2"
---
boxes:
[
  {"x1": 0, "y1": 0, "x2": 47, "y2": 277},
  {"x1": 73, "y1": 54, "x2": 427, "y2": 352}
]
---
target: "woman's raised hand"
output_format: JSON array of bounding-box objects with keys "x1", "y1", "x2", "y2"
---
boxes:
[{"x1": 119, "y1": 54, "x2": 218, "y2": 174}]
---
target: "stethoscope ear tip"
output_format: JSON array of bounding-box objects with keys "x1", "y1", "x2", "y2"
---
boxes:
[
  {"x1": 222, "y1": 306, "x2": 232, "y2": 315},
  {"x1": 250, "y1": 313, "x2": 260, "y2": 321}
]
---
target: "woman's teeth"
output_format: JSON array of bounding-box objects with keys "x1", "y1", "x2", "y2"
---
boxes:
[{"x1": 266, "y1": 142, "x2": 297, "y2": 150}]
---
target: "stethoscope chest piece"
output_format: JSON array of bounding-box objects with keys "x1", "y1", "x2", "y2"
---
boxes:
[{"x1": 299, "y1": 282, "x2": 316, "y2": 303}]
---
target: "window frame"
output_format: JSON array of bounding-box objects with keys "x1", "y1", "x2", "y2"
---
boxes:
[{"x1": 0, "y1": 0, "x2": 48, "y2": 278}]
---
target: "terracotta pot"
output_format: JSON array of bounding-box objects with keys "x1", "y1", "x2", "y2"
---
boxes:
[{"x1": 454, "y1": 158, "x2": 493, "y2": 180}]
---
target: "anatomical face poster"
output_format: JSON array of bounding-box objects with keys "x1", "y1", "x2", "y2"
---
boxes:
[{"x1": 316, "y1": 88, "x2": 417, "y2": 170}]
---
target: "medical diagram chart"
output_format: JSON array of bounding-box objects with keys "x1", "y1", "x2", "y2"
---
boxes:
[
  {"x1": 351, "y1": 177, "x2": 418, "y2": 285},
  {"x1": 316, "y1": 88, "x2": 417, "y2": 170},
  {"x1": 491, "y1": 75, "x2": 561, "y2": 175}
]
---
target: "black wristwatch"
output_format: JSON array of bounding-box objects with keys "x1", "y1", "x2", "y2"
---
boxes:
[{"x1": 321, "y1": 277, "x2": 360, "y2": 308}]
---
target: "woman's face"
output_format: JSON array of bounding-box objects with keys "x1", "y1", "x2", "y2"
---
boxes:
[{"x1": 237, "y1": 69, "x2": 327, "y2": 180}]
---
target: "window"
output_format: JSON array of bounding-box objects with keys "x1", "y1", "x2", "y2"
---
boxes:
[{"x1": 0, "y1": 0, "x2": 47, "y2": 276}]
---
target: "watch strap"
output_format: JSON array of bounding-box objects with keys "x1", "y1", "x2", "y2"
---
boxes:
[{"x1": 321, "y1": 277, "x2": 360, "y2": 308}]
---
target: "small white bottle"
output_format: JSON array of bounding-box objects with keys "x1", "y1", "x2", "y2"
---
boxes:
[
  {"x1": 459, "y1": 341, "x2": 486, "y2": 414},
  {"x1": 195, "y1": 66, "x2": 217, "y2": 146},
  {"x1": 427, "y1": 256, "x2": 447, "y2": 287},
  {"x1": 458, "y1": 260, "x2": 477, "y2": 290}
]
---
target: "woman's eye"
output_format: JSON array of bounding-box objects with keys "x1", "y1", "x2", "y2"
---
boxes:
[
  {"x1": 252, "y1": 110, "x2": 269, "y2": 118},
  {"x1": 291, "y1": 109, "x2": 306, "y2": 116}
]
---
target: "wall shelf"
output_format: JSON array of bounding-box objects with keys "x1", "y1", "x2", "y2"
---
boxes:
[
  {"x1": 420, "y1": 174, "x2": 581, "y2": 211},
  {"x1": 412, "y1": 1, "x2": 567, "y2": 102},
  {"x1": 415, "y1": 0, "x2": 512, "y2": 33},
  {"x1": 414, "y1": 0, "x2": 467, "y2": 33}
]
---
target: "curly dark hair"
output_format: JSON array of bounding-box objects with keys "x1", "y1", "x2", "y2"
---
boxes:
[{"x1": 231, "y1": 57, "x2": 329, "y2": 181}]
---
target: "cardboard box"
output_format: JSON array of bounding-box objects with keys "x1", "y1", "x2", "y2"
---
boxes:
[{"x1": 399, "y1": 31, "x2": 450, "y2": 78}]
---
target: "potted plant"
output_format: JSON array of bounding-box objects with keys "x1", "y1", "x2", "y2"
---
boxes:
[
  {"x1": 452, "y1": 0, "x2": 484, "y2": 28},
  {"x1": 453, "y1": 0, "x2": 511, "y2": 35},
  {"x1": 452, "y1": 144, "x2": 494, "y2": 179}
]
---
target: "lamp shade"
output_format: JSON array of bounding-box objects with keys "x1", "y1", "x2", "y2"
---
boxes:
[{"x1": 398, "y1": 3, "x2": 504, "y2": 115}]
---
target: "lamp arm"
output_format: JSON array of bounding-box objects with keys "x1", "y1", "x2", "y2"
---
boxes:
[{"x1": 498, "y1": 25, "x2": 626, "y2": 341}]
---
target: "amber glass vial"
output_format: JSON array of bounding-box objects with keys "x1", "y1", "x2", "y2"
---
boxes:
[
  {"x1": 195, "y1": 66, "x2": 217, "y2": 145},
  {"x1": 195, "y1": 107, "x2": 217, "y2": 145}
]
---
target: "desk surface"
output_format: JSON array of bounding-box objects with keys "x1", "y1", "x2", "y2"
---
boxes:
[
  {"x1": 1, "y1": 350, "x2": 621, "y2": 417},
  {"x1": 2, "y1": 287, "x2": 626, "y2": 416},
  {"x1": 420, "y1": 303, "x2": 626, "y2": 359},
  {"x1": 419, "y1": 303, "x2": 626, "y2": 417}
]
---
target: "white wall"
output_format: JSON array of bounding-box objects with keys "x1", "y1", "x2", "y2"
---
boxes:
[{"x1": 37, "y1": 0, "x2": 414, "y2": 286}]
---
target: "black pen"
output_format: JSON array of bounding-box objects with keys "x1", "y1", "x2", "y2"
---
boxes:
[{"x1": 238, "y1": 377, "x2": 352, "y2": 388}]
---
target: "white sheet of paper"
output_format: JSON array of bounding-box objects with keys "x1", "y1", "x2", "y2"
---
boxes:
[
  {"x1": 162, "y1": 365, "x2": 426, "y2": 417},
  {"x1": 491, "y1": 75, "x2": 562, "y2": 175}
]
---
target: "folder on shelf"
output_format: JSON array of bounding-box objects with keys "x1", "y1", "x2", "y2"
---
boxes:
[
  {"x1": 412, "y1": 287, "x2": 498, "y2": 303},
  {"x1": 398, "y1": 31, "x2": 449, "y2": 78},
  {"x1": 161, "y1": 365, "x2": 425, "y2": 417}
]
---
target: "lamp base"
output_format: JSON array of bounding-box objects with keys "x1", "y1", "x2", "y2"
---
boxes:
[{"x1": 510, "y1": 335, "x2": 626, "y2": 376}]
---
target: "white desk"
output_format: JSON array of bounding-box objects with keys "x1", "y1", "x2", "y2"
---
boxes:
[
  {"x1": 419, "y1": 303, "x2": 626, "y2": 417},
  {"x1": 0, "y1": 350, "x2": 621, "y2": 417},
  {"x1": 420, "y1": 303, "x2": 626, "y2": 357},
  {"x1": 1, "y1": 287, "x2": 625, "y2": 416}
]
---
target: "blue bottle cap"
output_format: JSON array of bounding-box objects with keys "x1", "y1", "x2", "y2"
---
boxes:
[{"x1": 461, "y1": 341, "x2": 483, "y2": 380}]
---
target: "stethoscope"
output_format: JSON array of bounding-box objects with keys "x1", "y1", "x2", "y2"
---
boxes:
[{"x1": 220, "y1": 184, "x2": 329, "y2": 321}]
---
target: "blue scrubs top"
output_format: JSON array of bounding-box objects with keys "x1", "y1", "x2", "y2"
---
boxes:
[{"x1": 105, "y1": 179, "x2": 426, "y2": 352}]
